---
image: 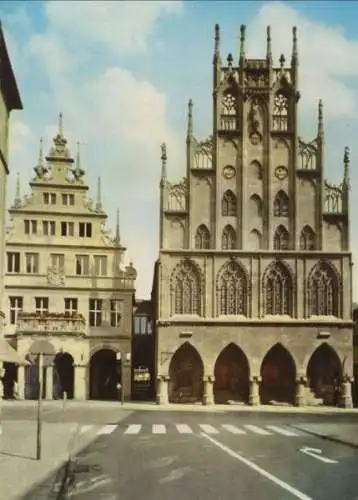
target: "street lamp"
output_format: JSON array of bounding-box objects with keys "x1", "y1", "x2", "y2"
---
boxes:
[{"x1": 116, "y1": 351, "x2": 131, "y2": 406}]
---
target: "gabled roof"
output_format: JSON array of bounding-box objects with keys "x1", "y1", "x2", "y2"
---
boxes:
[{"x1": 0, "y1": 21, "x2": 23, "y2": 111}]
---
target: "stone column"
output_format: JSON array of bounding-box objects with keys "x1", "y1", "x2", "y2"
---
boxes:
[
  {"x1": 249, "y1": 376, "x2": 261, "y2": 406},
  {"x1": 202, "y1": 376, "x2": 215, "y2": 406},
  {"x1": 74, "y1": 365, "x2": 87, "y2": 400},
  {"x1": 156, "y1": 375, "x2": 169, "y2": 405},
  {"x1": 339, "y1": 378, "x2": 353, "y2": 409},
  {"x1": 0, "y1": 362, "x2": 4, "y2": 399},
  {"x1": 295, "y1": 376, "x2": 307, "y2": 407},
  {"x1": 17, "y1": 365, "x2": 25, "y2": 400},
  {"x1": 46, "y1": 365, "x2": 53, "y2": 400}
]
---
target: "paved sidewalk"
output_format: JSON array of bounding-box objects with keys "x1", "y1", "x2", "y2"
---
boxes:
[
  {"x1": 293, "y1": 423, "x2": 358, "y2": 449},
  {"x1": 0, "y1": 416, "x2": 130, "y2": 500}
]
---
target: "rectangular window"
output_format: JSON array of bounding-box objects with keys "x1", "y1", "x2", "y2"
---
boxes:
[
  {"x1": 62, "y1": 193, "x2": 75, "y2": 206},
  {"x1": 9, "y1": 296, "x2": 23, "y2": 325},
  {"x1": 110, "y1": 300, "x2": 122, "y2": 327},
  {"x1": 25, "y1": 253, "x2": 39, "y2": 273},
  {"x1": 94, "y1": 256, "x2": 107, "y2": 276},
  {"x1": 50, "y1": 253, "x2": 65, "y2": 272},
  {"x1": 61, "y1": 221, "x2": 74, "y2": 236},
  {"x1": 24, "y1": 220, "x2": 37, "y2": 235},
  {"x1": 75, "y1": 255, "x2": 89, "y2": 275},
  {"x1": 35, "y1": 297, "x2": 49, "y2": 314},
  {"x1": 7, "y1": 252, "x2": 20, "y2": 273},
  {"x1": 43, "y1": 193, "x2": 57, "y2": 205},
  {"x1": 134, "y1": 316, "x2": 141, "y2": 335},
  {"x1": 43, "y1": 193, "x2": 49, "y2": 204},
  {"x1": 43, "y1": 221, "x2": 56, "y2": 236},
  {"x1": 64, "y1": 298, "x2": 78, "y2": 315},
  {"x1": 89, "y1": 299, "x2": 102, "y2": 327},
  {"x1": 79, "y1": 222, "x2": 92, "y2": 238},
  {"x1": 134, "y1": 316, "x2": 151, "y2": 335}
]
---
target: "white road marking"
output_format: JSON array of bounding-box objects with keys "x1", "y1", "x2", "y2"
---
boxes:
[
  {"x1": 244, "y1": 424, "x2": 272, "y2": 435},
  {"x1": 124, "y1": 424, "x2": 142, "y2": 435},
  {"x1": 300, "y1": 447, "x2": 338, "y2": 464},
  {"x1": 97, "y1": 425, "x2": 117, "y2": 436},
  {"x1": 152, "y1": 424, "x2": 166, "y2": 434},
  {"x1": 266, "y1": 425, "x2": 299, "y2": 437},
  {"x1": 222, "y1": 424, "x2": 246, "y2": 435},
  {"x1": 201, "y1": 433, "x2": 313, "y2": 500},
  {"x1": 176, "y1": 424, "x2": 193, "y2": 434},
  {"x1": 199, "y1": 424, "x2": 219, "y2": 434},
  {"x1": 80, "y1": 425, "x2": 93, "y2": 435}
]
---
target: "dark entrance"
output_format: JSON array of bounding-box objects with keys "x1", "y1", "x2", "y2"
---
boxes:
[
  {"x1": 2, "y1": 362, "x2": 17, "y2": 399},
  {"x1": 307, "y1": 343, "x2": 342, "y2": 405},
  {"x1": 168, "y1": 342, "x2": 203, "y2": 403},
  {"x1": 89, "y1": 349, "x2": 119, "y2": 400},
  {"x1": 54, "y1": 352, "x2": 75, "y2": 399},
  {"x1": 260, "y1": 343, "x2": 296, "y2": 404},
  {"x1": 25, "y1": 341, "x2": 55, "y2": 399},
  {"x1": 214, "y1": 343, "x2": 250, "y2": 404}
]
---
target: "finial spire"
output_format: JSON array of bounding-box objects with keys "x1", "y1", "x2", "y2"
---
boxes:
[
  {"x1": 213, "y1": 24, "x2": 220, "y2": 63},
  {"x1": 58, "y1": 112, "x2": 64, "y2": 136},
  {"x1": 14, "y1": 172, "x2": 21, "y2": 207},
  {"x1": 187, "y1": 99, "x2": 193, "y2": 138},
  {"x1": 266, "y1": 26, "x2": 272, "y2": 63},
  {"x1": 96, "y1": 176, "x2": 102, "y2": 211},
  {"x1": 343, "y1": 146, "x2": 350, "y2": 189},
  {"x1": 115, "y1": 208, "x2": 120, "y2": 244},
  {"x1": 76, "y1": 140, "x2": 80, "y2": 167},
  {"x1": 317, "y1": 99, "x2": 324, "y2": 140},
  {"x1": 291, "y1": 26, "x2": 298, "y2": 65},
  {"x1": 160, "y1": 142, "x2": 167, "y2": 182},
  {"x1": 239, "y1": 24, "x2": 246, "y2": 63},
  {"x1": 38, "y1": 137, "x2": 44, "y2": 166}
]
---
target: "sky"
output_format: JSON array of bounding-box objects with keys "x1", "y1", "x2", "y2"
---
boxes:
[{"x1": 1, "y1": 0, "x2": 358, "y2": 299}]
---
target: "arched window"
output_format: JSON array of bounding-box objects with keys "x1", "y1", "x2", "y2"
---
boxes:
[
  {"x1": 222, "y1": 225, "x2": 236, "y2": 249},
  {"x1": 170, "y1": 260, "x2": 201, "y2": 316},
  {"x1": 273, "y1": 91, "x2": 288, "y2": 132},
  {"x1": 216, "y1": 260, "x2": 248, "y2": 316},
  {"x1": 222, "y1": 190, "x2": 237, "y2": 216},
  {"x1": 195, "y1": 224, "x2": 210, "y2": 249},
  {"x1": 263, "y1": 262, "x2": 293, "y2": 316},
  {"x1": 308, "y1": 262, "x2": 339, "y2": 316},
  {"x1": 299, "y1": 225, "x2": 315, "y2": 250},
  {"x1": 249, "y1": 194, "x2": 262, "y2": 218},
  {"x1": 273, "y1": 190, "x2": 289, "y2": 217},
  {"x1": 273, "y1": 225, "x2": 289, "y2": 250}
]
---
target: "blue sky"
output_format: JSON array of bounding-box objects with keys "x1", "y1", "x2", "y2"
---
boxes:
[{"x1": 1, "y1": 0, "x2": 358, "y2": 298}]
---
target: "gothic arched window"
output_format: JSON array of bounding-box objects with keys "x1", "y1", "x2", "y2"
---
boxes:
[
  {"x1": 308, "y1": 262, "x2": 339, "y2": 316},
  {"x1": 273, "y1": 91, "x2": 288, "y2": 131},
  {"x1": 222, "y1": 225, "x2": 236, "y2": 250},
  {"x1": 216, "y1": 260, "x2": 248, "y2": 316},
  {"x1": 263, "y1": 262, "x2": 293, "y2": 316},
  {"x1": 273, "y1": 190, "x2": 289, "y2": 217},
  {"x1": 195, "y1": 224, "x2": 210, "y2": 249},
  {"x1": 273, "y1": 225, "x2": 289, "y2": 250},
  {"x1": 222, "y1": 190, "x2": 237, "y2": 216},
  {"x1": 299, "y1": 225, "x2": 315, "y2": 250},
  {"x1": 171, "y1": 260, "x2": 201, "y2": 316}
]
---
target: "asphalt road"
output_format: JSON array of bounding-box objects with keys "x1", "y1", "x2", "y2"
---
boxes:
[{"x1": 59, "y1": 411, "x2": 358, "y2": 500}]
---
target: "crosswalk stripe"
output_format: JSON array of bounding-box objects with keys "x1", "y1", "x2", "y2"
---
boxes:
[
  {"x1": 176, "y1": 424, "x2": 193, "y2": 434},
  {"x1": 222, "y1": 424, "x2": 246, "y2": 434},
  {"x1": 80, "y1": 425, "x2": 92, "y2": 435},
  {"x1": 199, "y1": 424, "x2": 219, "y2": 434},
  {"x1": 152, "y1": 424, "x2": 166, "y2": 434},
  {"x1": 124, "y1": 424, "x2": 142, "y2": 435},
  {"x1": 265, "y1": 425, "x2": 299, "y2": 437},
  {"x1": 97, "y1": 424, "x2": 117, "y2": 436},
  {"x1": 244, "y1": 424, "x2": 272, "y2": 435}
]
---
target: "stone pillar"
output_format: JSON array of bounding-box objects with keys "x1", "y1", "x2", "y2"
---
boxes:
[
  {"x1": 0, "y1": 361, "x2": 4, "y2": 399},
  {"x1": 249, "y1": 376, "x2": 261, "y2": 406},
  {"x1": 156, "y1": 375, "x2": 169, "y2": 405},
  {"x1": 74, "y1": 365, "x2": 87, "y2": 400},
  {"x1": 295, "y1": 376, "x2": 307, "y2": 407},
  {"x1": 17, "y1": 365, "x2": 25, "y2": 400},
  {"x1": 202, "y1": 376, "x2": 215, "y2": 405},
  {"x1": 339, "y1": 378, "x2": 353, "y2": 408},
  {"x1": 46, "y1": 365, "x2": 53, "y2": 400},
  {"x1": 122, "y1": 361, "x2": 132, "y2": 401}
]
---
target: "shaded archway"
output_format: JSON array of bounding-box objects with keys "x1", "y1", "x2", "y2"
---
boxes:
[
  {"x1": 54, "y1": 352, "x2": 75, "y2": 399},
  {"x1": 25, "y1": 340, "x2": 56, "y2": 400},
  {"x1": 260, "y1": 344, "x2": 296, "y2": 404},
  {"x1": 214, "y1": 343, "x2": 250, "y2": 404},
  {"x1": 89, "y1": 349, "x2": 119, "y2": 400},
  {"x1": 2, "y1": 362, "x2": 17, "y2": 399},
  {"x1": 307, "y1": 343, "x2": 342, "y2": 405},
  {"x1": 168, "y1": 343, "x2": 204, "y2": 403}
]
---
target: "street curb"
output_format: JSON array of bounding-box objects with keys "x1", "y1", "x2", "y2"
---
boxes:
[{"x1": 292, "y1": 425, "x2": 358, "y2": 450}]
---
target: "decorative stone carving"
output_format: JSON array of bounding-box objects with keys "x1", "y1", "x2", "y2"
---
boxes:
[
  {"x1": 17, "y1": 312, "x2": 86, "y2": 337},
  {"x1": 47, "y1": 266, "x2": 65, "y2": 287},
  {"x1": 248, "y1": 100, "x2": 262, "y2": 145}
]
